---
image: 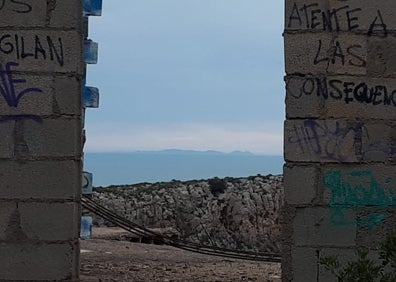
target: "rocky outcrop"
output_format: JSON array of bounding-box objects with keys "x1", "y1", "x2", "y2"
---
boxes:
[{"x1": 92, "y1": 174, "x2": 283, "y2": 253}]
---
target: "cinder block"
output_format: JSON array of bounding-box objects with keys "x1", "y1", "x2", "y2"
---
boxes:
[
  {"x1": 356, "y1": 207, "x2": 396, "y2": 247},
  {"x1": 291, "y1": 247, "x2": 318, "y2": 282},
  {"x1": 0, "y1": 242, "x2": 78, "y2": 281},
  {"x1": 285, "y1": 75, "x2": 323, "y2": 118},
  {"x1": 0, "y1": 160, "x2": 81, "y2": 199},
  {"x1": 285, "y1": 119, "x2": 357, "y2": 163},
  {"x1": 0, "y1": 0, "x2": 46, "y2": 27},
  {"x1": 391, "y1": 131, "x2": 396, "y2": 162},
  {"x1": 286, "y1": 0, "x2": 396, "y2": 33},
  {"x1": 0, "y1": 74, "x2": 52, "y2": 116},
  {"x1": 54, "y1": 76, "x2": 82, "y2": 115},
  {"x1": 329, "y1": 0, "x2": 396, "y2": 33},
  {"x1": 21, "y1": 118, "x2": 82, "y2": 158},
  {"x1": 284, "y1": 32, "x2": 330, "y2": 75},
  {"x1": 0, "y1": 74, "x2": 82, "y2": 117},
  {"x1": 48, "y1": 0, "x2": 82, "y2": 29},
  {"x1": 286, "y1": 75, "x2": 396, "y2": 120},
  {"x1": 293, "y1": 207, "x2": 356, "y2": 247},
  {"x1": 321, "y1": 164, "x2": 396, "y2": 208},
  {"x1": 323, "y1": 164, "x2": 396, "y2": 209},
  {"x1": 324, "y1": 76, "x2": 396, "y2": 120},
  {"x1": 285, "y1": 0, "x2": 327, "y2": 31},
  {"x1": 0, "y1": 121, "x2": 15, "y2": 159},
  {"x1": 284, "y1": 33, "x2": 367, "y2": 76},
  {"x1": 0, "y1": 30, "x2": 82, "y2": 74},
  {"x1": 0, "y1": 202, "x2": 80, "y2": 241},
  {"x1": 284, "y1": 165, "x2": 319, "y2": 205},
  {"x1": 368, "y1": 37, "x2": 396, "y2": 78},
  {"x1": 284, "y1": 119, "x2": 392, "y2": 163},
  {"x1": 0, "y1": 202, "x2": 17, "y2": 241},
  {"x1": 19, "y1": 202, "x2": 80, "y2": 241},
  {"x1": 361, "y1": 123, "x2": 391, "y2": 162}
]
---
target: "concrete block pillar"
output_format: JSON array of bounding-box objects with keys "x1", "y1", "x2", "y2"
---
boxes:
[
  {"x1": 0, "y1": 1, "x2": 83, "y2": 281},
  {"x1": 283, "y1": 0, "x2": 396, "y2": 281}
]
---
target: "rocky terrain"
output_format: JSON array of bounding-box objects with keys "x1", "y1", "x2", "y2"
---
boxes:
[{"x1": 91, "y1": 174, "x2": 283, "y2": 253}]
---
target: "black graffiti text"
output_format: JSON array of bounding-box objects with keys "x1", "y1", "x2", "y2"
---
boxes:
[
  {"x1": 288, "y1": 76, "x2": 396, "y2": 107},
  {"x1": 314, "y1": 39, "x2": 366, "y2": 68},
  {"x1": 287, "y1": 2, "x2": 388, "y2": 37},
  {"x1": 288, "y1": 120, "x2": 366, "y2": 162},
  {"x1": 0, "y1": 0, "x2": 32, "y2": 14},
  {"x1": 0, "y1": 33, "x2": 64, "y2": 66}
]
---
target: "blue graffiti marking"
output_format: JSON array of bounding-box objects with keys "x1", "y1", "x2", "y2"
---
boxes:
[
  {"x1": 0, "y1": 61, "x2": 42, "y2": 122},
  {"x1": 324, "y1": 170, "x2": 396, "y2": 227},
  {"x1": 289, "y1": 119, "x2": 389, "y2": 161},
  {"x1": 0, "y1": 61, "x2": 42, "y2": 107},
  {"x1": 288, "y1": 120, "x2": 366, "y2": 162}
]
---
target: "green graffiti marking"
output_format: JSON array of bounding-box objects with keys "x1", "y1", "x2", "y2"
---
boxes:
[{"x1": 324, "y1": 170, "x2": 396, "y2": 227}]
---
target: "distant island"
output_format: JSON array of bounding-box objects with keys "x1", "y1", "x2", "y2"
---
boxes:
[
  {"x1": 131, "y1": 149, "x2": 258, "y2": 156},
  {"x1": 84, "y1": 149, "x2": 283, "y2": 186}
]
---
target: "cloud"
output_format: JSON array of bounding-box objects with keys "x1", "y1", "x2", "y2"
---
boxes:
[
  {"x1": 84, "y1": 122, "x2": 283, "y2": 155},
  {"x1": 85, "y1": 1, "x2": 285, "y2": 157}
]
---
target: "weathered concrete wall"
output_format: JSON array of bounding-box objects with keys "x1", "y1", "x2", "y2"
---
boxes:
[
  {"x1": 283, "y1": 0, "x2": 396, "y2": 281},
  {"x1": 0, "y1": 1, "x2": 83, "y2": 281}
]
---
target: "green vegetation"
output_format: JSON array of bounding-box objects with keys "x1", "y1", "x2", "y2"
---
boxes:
[
  {"x1": 320, "y1": 234, "x2": 396, "y2": 281},
  {"x1": 208, "y1": 177, "x2": 227, "y2": 196}
]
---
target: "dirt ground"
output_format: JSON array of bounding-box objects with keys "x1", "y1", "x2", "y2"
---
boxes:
[{"x1": 80, "y1": 228, "x2": 282, "y2": 282}]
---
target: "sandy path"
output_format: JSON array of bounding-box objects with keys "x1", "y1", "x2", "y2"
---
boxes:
[{"x1": 80, "y1": 228, "x2": 281, "y2": 282}]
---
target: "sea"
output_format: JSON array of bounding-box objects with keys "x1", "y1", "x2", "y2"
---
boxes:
[{"x1": 84, "y1": 150, "x2": 284, "y2": 187}]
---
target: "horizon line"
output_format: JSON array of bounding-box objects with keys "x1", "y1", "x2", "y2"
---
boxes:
[{"x1": 84, "y1": 148, "x2": 283, "y2": 157}]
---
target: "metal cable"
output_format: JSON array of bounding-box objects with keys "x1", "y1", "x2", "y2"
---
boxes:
[
  {"x1": 82, "y1": 196, "x2": 281, "y2": 263},
  {"x1": 83, "y1": 197, "x2": 281, "y2": 260}
]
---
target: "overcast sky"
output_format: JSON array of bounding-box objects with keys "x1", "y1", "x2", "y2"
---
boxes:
[{"x1": 85, "y1": 0, "x2": 285, "y2": 155}]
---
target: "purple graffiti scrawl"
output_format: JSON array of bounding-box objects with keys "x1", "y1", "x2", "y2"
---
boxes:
[{"x1": 0, "y1": 61, "x2": 42, "y2": 122}]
